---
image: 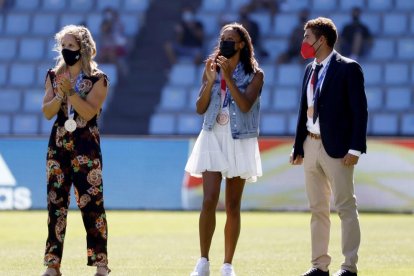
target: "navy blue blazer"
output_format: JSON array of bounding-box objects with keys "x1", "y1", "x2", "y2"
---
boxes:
[{"x1": 293, "y1": 51, "x2": 368, "y2": 159}]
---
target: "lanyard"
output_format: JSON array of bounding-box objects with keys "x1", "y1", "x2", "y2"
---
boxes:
[
  {"x1": 312, "y1": 58, "x2": 331, "y2": 102},
  {"x1": 67, "y1": 72, "x2": 84, "y2": 119}
]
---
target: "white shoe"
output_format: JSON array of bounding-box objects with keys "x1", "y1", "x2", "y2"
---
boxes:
[
  {"x1": 190, "y1": 257, "x2": 210, "y2": 276},
  {"x1": 221, "y1": 263, "x2": 236, "y2": 276}
]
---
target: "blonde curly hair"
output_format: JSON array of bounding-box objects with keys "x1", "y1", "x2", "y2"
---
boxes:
[{"x1": 53, "y1": 25, "x2": 99, "y2": 77}]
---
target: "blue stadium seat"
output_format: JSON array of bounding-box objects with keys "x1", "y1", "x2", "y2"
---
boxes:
[
  {"x1": 158, "y1": 86, "x2": 187, "y2": 111},
  {"x1": 46, "y1": 38, "x2": 57, "y2": 60},
  {"x1": 124, "y1": 0, "x2": 150, "y2": 12},
  {"x1": 339, "y1": 0, "x2": 364, "y2": 10},
  {"x1": 412, "y1": 64, "x2": 414, "y2": 83},
  {"x1": 397, "y1": 39, "x2": 414, "y2": 59},
  {"x1": 365, "y1": 87, "x2": 383, "y2": 111},
  {"x1": 249, "y1": 12, "x2": 271, "y2": 35},
  {"x1": 0, "y1": 64, "x2": 7, "y2": 85},
  {"x1": 5, "y1": 13, "x2": 30, "y2": 35},
  {"x1": 412, "y1": 14, "x2": 414, "y2": 34},
  {"x1": 149, "y1": 113, "x2": 176, "y2": 135},
  {"x1": 23, "y1": 89, "x2": 44, "y2": 112},
  {"x1": 0, "y1": 15, "x2": 3, "y2": 33},
  {"x1": 200, "y1": 0, "x2": 227, "y2": 12},
  {"x1": 188, "y1": 87, "x2": 200, "y2": 111},
  {"x1": 97, "y1": 0, "x2": 122, "y2": 11},
  {"x1": 0, "y1": 115, "x2": 11, "y2": 135},
  {"x1": 68, "y1": 0, "x2": 94, "y2": 11},
  {"x1": 41, "y1": 117, "x2": 54, "y2": 134},
  {"x1": 279, "y1": 0, "x2": 309, "y2": 12},
  {"x1": 313, "y1": 0, "x2": 337, "y2": 11},
  {"x1": 288, "y1": 113, "x2": 298, "y2": 135},
  {"x1": 19, "y1": 38, "x2": 45, "y2": 61},
  {"x1": 14, "y1": 0, "x2": 40, "y2": 10},
  {"x1": 371, "y1": 113, "x2": 398, "y2": 135},
  {"x1": 360, "y1": 13, "x2": 381, "y2": 34},
  {"x1": 0, "y1": 38, "x2": 17, "y2": 60},
  {"x1": 273, "y1": 88, "x2": 299, "y2": 111},
  {"x1": 195, "y1": 13, "x2": 219, "y2": 36},
  {"x1": 99, "y1": 64, "x2": 118, "y2": 86},
  {"x1": 59, "y1": 14, "x2": 85, "y2": 29},
  {"x1": 262, "y1": 38, "x2": 288, "y2": 60},
  {"x1": 41, "y1": 0, "x2": 67, "y2": 11},
  {"x1": 260, "y1": 113, "x2": 286, "y2": 135},
  {"x1": 37, "y1": 63, "x2": 52, "y2": 86},
  {"x1": 230, "y1": 0, "x2": 250, "y2": 12},
  {"x1": 367, "y1": 0, "x2": 392, "y2": 11},
  {"x1": 0, "y1": 90, "x2": 21, "y2": 112},
  {"x1": 385, "y1": 87, "x2": 412, "y2": 110},
  {"x1": 261, "y1": 64, "x2": 275, "y2": 85},
  {"x1": 32, "y1": 14, "x2": 58, "y2": 35},
  {"x1": 86, "y1": 14, "x2": 103, "y2": 36},
  {"x1": 384, "y1": 63, "x2": 409, "y2": 85},
  {"x1": 383, "y1": 14, "x2": 407, "y2": 35},
  {"x1": 10, "y1": 64, "x2": 36, "y2": 86},
  {"x1": 120, "y1": 14, "x2": 140, "y2": 36},
  {"x1": 395, "y1": 0, "x2": 414, "y2": 10},
  {"x1": 259, "y1": 86, "x2": 272, "y2": 111},
  {"x1": 369, "y1": 38, "x2": 394, "y2": 60},
  {"x1": 169, "y1": 63, "x2": 196, "y2": 86},
  {"x1": 330, "y1": 14, "x2": 349, "y2": 34},
  {"x1": 177, "y1": 114, "x2": 202, "y2": 135},
  {"x1": 362, "y1": 63, "x2": 382, "y2": 86},
  {"x1": 401, "y1": 114, "x2": 414, "y2": 135},
  {"x1": 273, "y1": 14, "x2": 298, "y2": 36},
  {"x1": 12, "y1": 114, "x2": 39, "y2": 135},
  {"x1": 276, "y1": 64, "x2": 302, "y2": 86}
]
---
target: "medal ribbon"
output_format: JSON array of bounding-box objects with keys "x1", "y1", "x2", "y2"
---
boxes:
[
  {"x1": 220, "y1": 75, "x2": 230, "y2": 108},
  {"x1": 67, "y1": 72, "x2": 84, "y2": 120}
]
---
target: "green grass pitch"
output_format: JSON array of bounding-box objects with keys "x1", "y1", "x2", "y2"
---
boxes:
[{"x1": 0, "y1": 211, "x2": 413, "y2": 275}]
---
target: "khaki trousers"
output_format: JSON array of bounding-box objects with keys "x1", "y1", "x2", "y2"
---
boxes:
[{"x1": 303, "y1": 136, "x2": 360, "y2": 273}]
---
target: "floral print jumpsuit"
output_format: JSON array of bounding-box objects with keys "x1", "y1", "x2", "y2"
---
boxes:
[{"x1": 44, "y1": 69, "x2": 109, "y2": 267}]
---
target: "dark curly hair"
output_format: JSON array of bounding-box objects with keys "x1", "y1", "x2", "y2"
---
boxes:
[{"x1": 209, "y1": 22, "x2": 259, "y2": 75}]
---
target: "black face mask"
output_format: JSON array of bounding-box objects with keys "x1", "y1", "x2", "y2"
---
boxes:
[
  {"x1": 219, "y1": 40, "x2": 237, "y2": 58},
  {"x1": 61, "y1": 49, "x2": 81, "y2": 66}
]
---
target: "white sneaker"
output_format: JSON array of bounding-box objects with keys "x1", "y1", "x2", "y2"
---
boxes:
[
  {"x1": 221, "y1": 263, "x2": 236, "y2": 276},
  {"x1": 190, "y1": 257, "x2": 210, "y2": 276}
]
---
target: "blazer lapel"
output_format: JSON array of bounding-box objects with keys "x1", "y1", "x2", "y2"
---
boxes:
[{"x1": 319, "y1": 52, "x2": 341, "y2": 96}]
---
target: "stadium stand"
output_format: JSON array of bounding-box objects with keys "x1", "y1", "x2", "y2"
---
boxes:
[
  {"x1": 0, "y1": 0, "x2": 413, "y2": 137},
  {"x1": 149, "y1": 0, "x2": 414, "y2": 137},
  {"x1": 0, "y1": 0, "x2": 149, "y2": 135}
]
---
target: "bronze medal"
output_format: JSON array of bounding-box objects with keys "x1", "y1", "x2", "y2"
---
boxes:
[
  {"x1": 307, "y1": 106, "x2": 314, "y2": 118},
  {"x1": 216, "y1": 112, "x2": 229, "y2": 125}
]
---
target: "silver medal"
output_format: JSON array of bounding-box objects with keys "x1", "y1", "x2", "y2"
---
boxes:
[{"x1": 64, "y1": 119, "x2": 77, "y2": 132}]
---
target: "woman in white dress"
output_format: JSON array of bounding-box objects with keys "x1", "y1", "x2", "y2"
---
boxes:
[{"x1": 186, "y1": 23, "x2": 264, "y2": 276}]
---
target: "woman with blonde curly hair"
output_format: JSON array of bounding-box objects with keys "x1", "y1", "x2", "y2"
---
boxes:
[{"x1": 41, "y1": 25, "x2": 110, "y2": 276}]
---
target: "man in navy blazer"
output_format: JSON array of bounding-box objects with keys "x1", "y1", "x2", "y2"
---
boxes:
[{"x1": 290, "y1": 17, "x2": 368, "y2": 276}]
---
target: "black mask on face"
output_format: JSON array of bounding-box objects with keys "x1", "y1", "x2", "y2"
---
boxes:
[
  {"x1": 219, "y1": 40, "x2": 237, "y2": 58},
  {"x1": 62, "y1": 49, "x2": 81, "y2": 66}
]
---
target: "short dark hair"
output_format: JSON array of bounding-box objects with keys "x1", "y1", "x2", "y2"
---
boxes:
[{"x1": 304, "y1": 17, "x2": 338, "y2": 48}]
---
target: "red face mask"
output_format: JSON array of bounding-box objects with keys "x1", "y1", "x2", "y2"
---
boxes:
[{"x1": 300, "y1": 40, "x2": 319, "y2": 59}]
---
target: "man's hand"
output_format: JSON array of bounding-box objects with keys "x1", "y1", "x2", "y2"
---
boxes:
[
  {"x1": 342, "y1": 153, "x2": 359, "y2": 167},
  {"x1": 289, "y1": 154, "x2": 303, "y2": 165}
]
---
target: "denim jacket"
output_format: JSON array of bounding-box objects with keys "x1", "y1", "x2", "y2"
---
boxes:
[{"x1": 202, "y1": 63, "x2": 261, "y2": 139}]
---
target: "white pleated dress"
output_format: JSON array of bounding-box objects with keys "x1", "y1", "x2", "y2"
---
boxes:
[{"x1": 185, "y1": 106, "x2": 262, "y2": 183}]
